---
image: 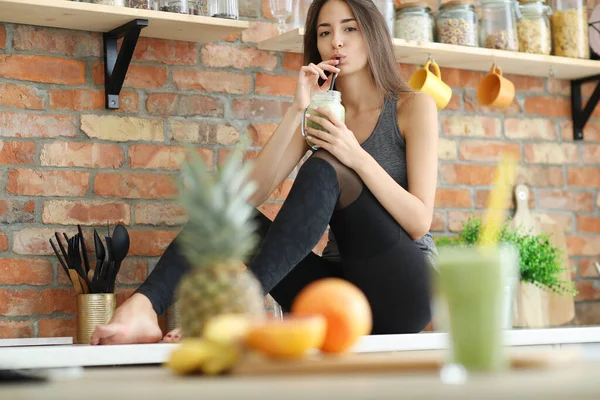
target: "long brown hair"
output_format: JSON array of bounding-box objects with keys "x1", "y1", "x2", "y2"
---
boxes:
[{"x1": 303, "y1": 0, "x2": 413, "y2": 98}]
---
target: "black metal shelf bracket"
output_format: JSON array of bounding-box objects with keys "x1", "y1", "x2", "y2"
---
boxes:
[
  {"x1": 571, "y1": 74, "x2": 600, "y2": 140},
  {"x1": 103, "y1": 19, "x2": 149, "y2": 109}
]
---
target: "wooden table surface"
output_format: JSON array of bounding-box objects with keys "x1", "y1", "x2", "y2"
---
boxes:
[{"x1": 3, "y1": 359, "x2": 600, "y2": 399}]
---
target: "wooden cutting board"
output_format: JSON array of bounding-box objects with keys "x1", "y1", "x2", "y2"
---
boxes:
[
  {"x1": 509, "y1": 184, "x2": 575, "y2": 327},
  {"x1": 231, "y1": 348, "x2": 580, "y2": 376},
  {"x1": 543, "y1": 221, "x2": 575, "y2": 326}
]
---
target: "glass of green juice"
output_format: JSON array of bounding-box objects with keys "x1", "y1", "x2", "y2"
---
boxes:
[
  {"x1": 302, "y1": 90, "x2": 345, "y2": 151},
  {"x1": 435, "y1": 244, "x2": 519, "y2": 372}
]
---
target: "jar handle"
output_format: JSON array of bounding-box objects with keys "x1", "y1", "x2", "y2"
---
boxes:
[
  {"x1": 301, "y1": 105, "x2": 319, "y2": 151},
  {"x1": 425, "y1": 60, "x2": 441, "y2": 79}
]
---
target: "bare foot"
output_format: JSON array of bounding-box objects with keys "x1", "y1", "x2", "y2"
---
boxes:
[
  {"x1": 162, "y1": 328, "x2": 181, "y2": 343},
  {"x1": 90, "y1": 293, "x2": 163, "y2": 345}
]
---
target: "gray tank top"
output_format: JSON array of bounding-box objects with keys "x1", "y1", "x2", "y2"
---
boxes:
[{"x1": 321, "y1": 95, "x2": 438, "y2": 263}]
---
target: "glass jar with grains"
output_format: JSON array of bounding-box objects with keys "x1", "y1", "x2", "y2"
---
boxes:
[
  {"x1": 188, "y1": 0, "x2": 204, "y2": 15},
  {"x1": 394, "y1": 2, "x2": 435, "y2": 42},
  {"x1": 479, "y1": 0, "x2": 521, "y2": 51},
  {"x1": 550, "y1": 0, "x2": 589, "y2": 58},
  {"x1": 160, "y1": 0, "x2": 189, "y2": 13},
  {"x1": 436, "y1": 0, "x2": 479, "y2": 47},
  {"x1": 128, "y1": 0, "x2": 154, "y2": 9},
  {"x1": 517, "y1": 0, "x2": 552, "y2": 55},
  {"x1": 208, "y1": 0, "x2": 239, "y2": 18}
]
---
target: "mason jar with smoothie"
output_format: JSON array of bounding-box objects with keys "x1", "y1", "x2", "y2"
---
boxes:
[{"x1": 302, "y1": 90, "x2": 346, "y2": 151}]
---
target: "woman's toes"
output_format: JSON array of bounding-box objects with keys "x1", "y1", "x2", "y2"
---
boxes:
[{"x1": 163, "y1": 328, "x2": 181, "y2": 343}]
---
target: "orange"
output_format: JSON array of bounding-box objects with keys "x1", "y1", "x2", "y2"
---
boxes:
[
  {"x1": 291, "y1": 278, "x2": 372, "y2": 353},
  {"x1": 245, "y1": 315, "x2": 327, "y2": 359}
]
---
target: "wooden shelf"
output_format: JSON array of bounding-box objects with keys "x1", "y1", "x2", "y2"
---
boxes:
[
  {"x1": 258, "y1": 28, "x2": 600, "y2": 81},
  {"x1": 0, "y1": 0, "x2": 249, "y2": 44}
]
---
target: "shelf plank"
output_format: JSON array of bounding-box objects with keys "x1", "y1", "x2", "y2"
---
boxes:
[
  {"x1": 0, "y1": 0, "x2": 249, "y2": 43},
  {"x1": 259, "y1": 27, "x2": 305, "y2": 54},
  {"x1": 258, "y1": 28, "x2": 600, "y2": 80}
]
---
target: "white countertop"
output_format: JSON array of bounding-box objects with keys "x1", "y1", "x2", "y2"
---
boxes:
[
  {"x1": 0, "y1": 337, "x2": 73, "y2": 347},
  {"x1": 354, "y1": 326, "x2": 600, "y2": 353},
  {"x1": 1, "y1": 326, "x2": 599, "y2": 370}
]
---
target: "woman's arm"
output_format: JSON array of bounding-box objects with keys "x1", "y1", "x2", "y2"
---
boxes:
[
  {"x1": 248, "y1": 105, "x2": 311, "y2": 206},
  {"x1": 353, "y1": 93, "x2": 439, "y2": 240},
  {"x1": 248, "y1": 60, "x2": 341, "y2": 206}
]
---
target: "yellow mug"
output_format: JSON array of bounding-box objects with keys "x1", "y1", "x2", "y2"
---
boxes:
[
  {"x1": 477, "y1": 64, "x2": 515, "y2": 109},
  {"x1": 408, "y1": 60, "x2": 452, "y2": 110}
]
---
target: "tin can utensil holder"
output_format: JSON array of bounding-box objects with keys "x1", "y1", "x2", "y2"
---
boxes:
[{"x1": 77, "y1": 293, "x2": 116, "y2": 344}]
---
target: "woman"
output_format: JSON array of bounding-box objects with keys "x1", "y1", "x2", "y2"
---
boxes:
[{"x1": 90, "y1": 0, "x2": 439, "y2": 346}]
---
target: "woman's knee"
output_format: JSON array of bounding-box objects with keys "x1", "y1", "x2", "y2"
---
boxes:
[
  {"x1": 310, "y1": 150, "x2": 363, "y2": 207},
  {"x1": 311, "y1": 150, "x2": 351, "y2": 176}
]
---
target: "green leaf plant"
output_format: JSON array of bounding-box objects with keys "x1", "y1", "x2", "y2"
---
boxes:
[{"x1": 434, "y1": 215, "x2": 577, "y2": 296}]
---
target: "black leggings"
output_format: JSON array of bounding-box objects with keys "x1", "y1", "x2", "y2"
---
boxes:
[{"x1": 136, "y1": 151, "x2": 433, "y2": 334}]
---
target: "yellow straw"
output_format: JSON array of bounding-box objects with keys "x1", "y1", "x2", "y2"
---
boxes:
[{"x1": 478, "y1": 153, "x2": 519, "y2": 247}]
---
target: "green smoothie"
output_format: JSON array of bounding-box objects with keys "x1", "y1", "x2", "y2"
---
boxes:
[
  {"x1": 303, "y1": 90, "x2": 345, "y2": 150},
  {"x1": 436, "y1": 245, "x2": 510, "y2": 372}
]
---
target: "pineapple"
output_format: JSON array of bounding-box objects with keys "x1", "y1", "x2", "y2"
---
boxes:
[{"x1": 174, "y1": 144, "x2": 266, "y2": 339}]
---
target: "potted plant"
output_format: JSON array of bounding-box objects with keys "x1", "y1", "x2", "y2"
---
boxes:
[
  {"x1": 434, "y1": 215, "x2": 577, "y2": 328},
  {"x1": 435, "y1": 215, "x2": 576, "y2": 295}
]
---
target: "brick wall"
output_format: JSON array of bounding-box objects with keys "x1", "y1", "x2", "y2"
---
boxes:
[{"x1": 0, "y1": 0, "x2": 599, "y2": 340}]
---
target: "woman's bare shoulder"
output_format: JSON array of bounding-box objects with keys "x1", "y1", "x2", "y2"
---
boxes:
[{"x1": 395, "y1": 91, "x2": 437, "y2": 134}]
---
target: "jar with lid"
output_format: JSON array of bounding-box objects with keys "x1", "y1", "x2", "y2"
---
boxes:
[
  {"x1": 436, "y1": 0, "x2": 478, "y2": 47},
  {"x1": 92, "y1": 0, "x2": 126, "y2": 6},
  {"x1": 208, "y1": 0, "x2": 238, "y2": 18},
  {"x1": 479, "y1": 0, "x2": 521, "y2": 51},
  {"x1": 189, "y1": 0, "x2": 204, "y2": 15},
  {"x1": 517, "y1": 0, "x2": 551, "y2": 55},
  {"x1": 550, "y1": 0, "x2": 589, "y2": 58},
  {"x1": 159, "y1": 0, "x2": 189, "y2": 13},
  {"x1": 303, "y1": 91, "x2": 345, "y2": 151},
  {"x1": 373, "y1": 0, "x2": 395, "y2": 37},
  {"x1": 128, "y1": 0, "x2": 155, "y2": 9},
  {"x1": 394, "y1": 2, "x2": 434, "y2": 42}
]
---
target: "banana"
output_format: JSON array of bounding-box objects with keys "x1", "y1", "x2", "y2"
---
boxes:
[
  {"x1": 166, "y1": 339, "x2": 215, "y2": 375},
  {"x1": 202, "y1": 343, "x2": 242, "y2": 375},
  {"x1": 203, "y1": 313, "x2": 253, "y2": 346},
  {"x1": 166, "y1": 337, "x2": 243, "y2": 376}
]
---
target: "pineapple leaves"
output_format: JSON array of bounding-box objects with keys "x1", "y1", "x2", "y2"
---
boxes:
[{"x1": 176, "y1": 143, "x2": 260, "y2": 267}]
